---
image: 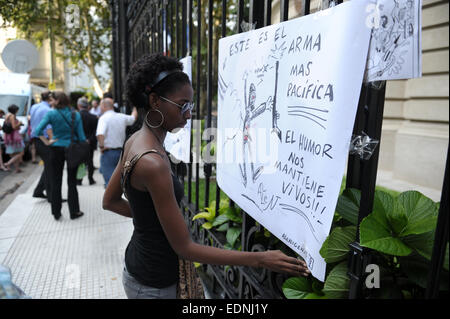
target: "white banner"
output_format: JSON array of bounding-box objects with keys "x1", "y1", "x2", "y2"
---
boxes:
[{"x1": 217, "y1": 0, "x2": 373, "y2": 281}]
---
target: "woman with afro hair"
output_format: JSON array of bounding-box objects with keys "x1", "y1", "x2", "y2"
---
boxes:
[{"x1": 103, "y1": 53, "x2": 310, "y2": 299}]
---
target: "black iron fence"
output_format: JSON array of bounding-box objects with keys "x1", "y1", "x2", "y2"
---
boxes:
[{"x1": 110, "y1": 0, "x2": 448, "y2": 299}]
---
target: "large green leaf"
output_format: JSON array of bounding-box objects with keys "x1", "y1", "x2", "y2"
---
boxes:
[
  {"x1": 372, "y1": 190, "x2": 394, "y2": 217},
  {"x1": 386, "y1": 197, "x2": 408, "y2": 236},
  {"x1": 201, "y1": 222, "x2": 213, "y2": 230},
  {"x1": 226, "y1": 227, "x2": 242, "y2": 247},
  {"x1": 401, "y1": 217, "x2": 438, "y2": 237},
  {"x1": 360, "y1": 190, "x2": 440, "y2": 256},
  {"x1": 211, "y1": 214, "x2": 230, "y2": 227},
  {"x1": 224, "y1": 207, "x2": 242, "y2": 223},
  {"x1": 398, "y1": 191, "x2": 437, "y2": 223},
  {"x1": 402, "y1": 231, "x2": 435, "y2": 260},
  {"x1": 319, "y1": 237, "x2": 329, "y2": 260},
  {"x1": 218, "y1": 199, "x2": 230, "y2": 212},
  {"x1": 335, "y1": 188, "x2": 360, "y2": 225},
  {"x1": 359, "y1": 209, "x2": 413, "y2": 256},
  {"x1": 321, "y1": 226, "x2": 356, "y2": 264},
  {"x1": 282, "y1": 277, "x2": 312, "y2": 299},
  {"x1": 373, "y1": 190, "x2": 409, "y2": 237},
  {"x1": 323, "y1": 262, "x2": 350, "y2": 299},
  {"x1": 397, "y1": 191, "x2": 438, "y2": 236},
  {"x1": 215, "y1": 223, "x2": 229, "y2": 232}
]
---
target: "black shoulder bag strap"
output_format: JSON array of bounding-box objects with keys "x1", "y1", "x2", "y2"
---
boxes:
[
  {"x1": 57, "y1": 110, "x2": 78, "y2": 143},
  {"x1": 70, "y1": 111, "x2": 79, "y2": 142}
]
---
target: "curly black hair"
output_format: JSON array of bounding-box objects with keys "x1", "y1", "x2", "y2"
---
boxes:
[
  {"x1": 7, "y1": 104, "x2": 19, "y2": 114},
  {"x1": 126, "y1": 53, "x2": 191, "y2": 109}
]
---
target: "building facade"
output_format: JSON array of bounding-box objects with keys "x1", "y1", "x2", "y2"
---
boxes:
[
  {"x1": 271, "y1": 0, "x2": 449, "y2": 201},
  {"x1": 0, "y1": 21, "x2": 110, "y2": 101}
]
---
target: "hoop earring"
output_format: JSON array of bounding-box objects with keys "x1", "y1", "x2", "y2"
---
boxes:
[{"x1": 145, "y1": 109, "x2": 164, "y2": 129}]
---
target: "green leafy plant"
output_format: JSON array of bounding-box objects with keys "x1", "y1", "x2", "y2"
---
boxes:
[
  {"x1": 283, "y1": 189, "x2": 449, "y2": 299},
  {"x1": 192, "y1": 200, "x2": 216, "y2": 230},
  {"x1": 192, "y1": 198, "x2": 243, "y2": 250}
]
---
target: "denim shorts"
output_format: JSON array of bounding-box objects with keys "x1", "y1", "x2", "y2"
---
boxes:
[{"x1": 122, "y1": 267, "x2": 177, "y2": 299}]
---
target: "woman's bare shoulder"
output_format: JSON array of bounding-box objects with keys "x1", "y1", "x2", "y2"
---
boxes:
[
  {"x1": 123, "y1": 132, "x2": 170, "y2": 181},
  {"x1": 134, "y1": 150, "x2": 168, "y2": 176}
]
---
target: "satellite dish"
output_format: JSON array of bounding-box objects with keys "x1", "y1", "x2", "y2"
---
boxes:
[{"x1": 1, "y1": 39, "x2": 39, "y2": 73}]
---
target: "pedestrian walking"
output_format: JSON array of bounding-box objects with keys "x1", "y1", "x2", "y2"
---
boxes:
[
  {"x1": 34, "y1": 91, "x2": 86, "y2": 221},
  {"x1": 102, "y1": 53, "x2": 310, "y2": 299},
  {"x1": 96, "y1": 97, "x2": 137, "y2": 187},
  {"x1": 3, "y1": 104, "x2": 25, "y2": 173},
  {"x1": 30, "y1": 91, "x2": 54, "y2": 201},
  {"x1": 89, "y1": 98, "x2": 101, "y2": 117},
  {"x1": 0, "y1": 141, "x2": 6, "y2": 171},
  {"x1": 76, "y1": 97, "x2": 98, "y2": 185},
  {"x1": 0, "y1": 109, "x2": 8, "y2": 171}
]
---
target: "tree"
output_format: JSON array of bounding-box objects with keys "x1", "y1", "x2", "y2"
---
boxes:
[
  {"x1": 190, "y1": 0, "x2": 246, "y2": 119},
  {"x1": 0, "y1": 0, "x2": 112, "y2": 97}
]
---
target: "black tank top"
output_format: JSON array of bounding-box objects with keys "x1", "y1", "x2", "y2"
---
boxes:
[{"x1": 121, "y1": 150, "x2": 184, "y2": 288}]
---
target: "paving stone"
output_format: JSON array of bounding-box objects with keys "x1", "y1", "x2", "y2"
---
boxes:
[{"x1": 0, "y1": 155, "x2": 134, "y2": 299}]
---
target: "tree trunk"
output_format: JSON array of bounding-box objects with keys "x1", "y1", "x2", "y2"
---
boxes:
[{"x1": 82, "y1": 13, "x2": 105, "y2": 98}]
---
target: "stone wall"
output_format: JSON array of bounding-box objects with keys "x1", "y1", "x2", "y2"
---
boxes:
[{"x1": 380, "y1": 0, "x2": 449, "y2": 191}]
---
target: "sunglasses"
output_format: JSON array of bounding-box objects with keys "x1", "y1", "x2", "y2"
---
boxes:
[{"x1": 159, "y1": 96, "x2": 194, "y2": 114}]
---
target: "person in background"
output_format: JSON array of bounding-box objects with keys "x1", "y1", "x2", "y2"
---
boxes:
[
  {"x1": 96, "y1": 98, "x2": 137, "y2": 187},
  {"x1": 0, "y1": 147, "x2": 6, "y2": 171},
  {"x1": 3, "y1": 104, "x2": 25, "y2": 173},
  {"x1": 102, "y1": 92, "x2": 120, "y2": 113},
  {"x1": 30, "y1": 91, "x2": 54, "y2": 200},
  {"x1": 26, "y1": 98, "x2": 37, "y2": 164},
  {"x1": 89, "y1": 98, "x2": 101, "y2": 117},
  {"x1": 102, "y1": 53, "x2": 310, "y2": 299},
  {"x1": 0, "y1": 109, "x2": 7, "y2": 171},
  {"x1": 34, "y1": 91, "x2": 86, "y2": 221},
  {"x1": 0, "y1": 139, "x2": 6, "y2": 171},
  {"x1": 76, "y1": 97, "x2": 98, "y2": 185}
]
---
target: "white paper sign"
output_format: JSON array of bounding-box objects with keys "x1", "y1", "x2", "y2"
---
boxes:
[
  {"x1": 165, "y1": 56, "x2": 192, "y2": 163},
  {"x1": 217, "y1": 0, "x2": 373, "y2": 281},
  {"x1": 365, "y1": 0, "x2": 422, "y2": 81}
]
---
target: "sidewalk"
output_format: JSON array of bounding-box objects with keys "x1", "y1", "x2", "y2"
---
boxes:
[{"x1": 0, "y1": 153, "x2": 133, "y2": 299}]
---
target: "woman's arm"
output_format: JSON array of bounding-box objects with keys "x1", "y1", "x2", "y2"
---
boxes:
[
  {"x1": 136, "y1": 156, "x2": 310, "y2": 277},
  {"x1": 12, "y1": 116, "x2": 22, "y2": 130},
  {"x1": 46, "y1": 128, "x2": 53, "y2": 140},
  {"x1": 39, "y1": 136, "x2": 58, "y2": 146},
  {"x1": 97, "y1": 135, "x2": 106, "y2": 153},
  {"x1": 102, "y1": 158, "x2": 133, "y2": 218},
  {"x1": 35, "y1": 113, "x2": 57, "y2": 145},
  {"x1": 5, "y1": 114, "x2": 19, "y2": 130},
  {"x1": 34, "y1": 112, "x2": 50, "y2": 137}
]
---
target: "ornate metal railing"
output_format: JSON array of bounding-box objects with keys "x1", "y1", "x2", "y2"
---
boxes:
[{"x1": 182, "y1": 200, "x2": 288, "y2": 298}]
